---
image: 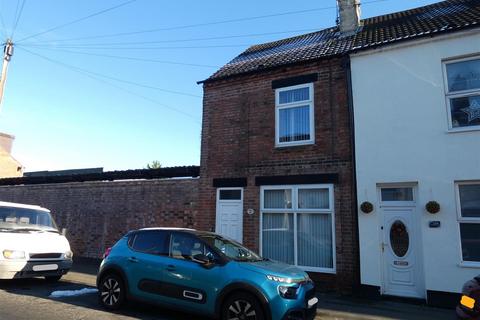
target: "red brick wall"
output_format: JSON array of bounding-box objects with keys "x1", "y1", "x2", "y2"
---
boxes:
[
  {"x1": 0, "y1": 179, "x2": 198, "y2": 258},
  {"x1": 198, "y1": 58, "x2": 359, "y2": 293}
]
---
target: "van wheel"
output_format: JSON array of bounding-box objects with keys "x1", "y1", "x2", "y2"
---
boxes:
[
  {"x1": 45, "y1": 275, "x2": 62, "y2": 282},
  {"x1": 98, "y1": 273, "x2": 125, "y2": 310},
  {"x1": 222, "y1": 292, "x2": 265, "y2": 320}
]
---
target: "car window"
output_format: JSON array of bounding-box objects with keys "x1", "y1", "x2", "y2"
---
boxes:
[
  {"x1": 130, "y1": 231, "x2": 169, "y2": 256},
  {"x1": 170, "y1": 232, "x2": 212, "y2": 261}
]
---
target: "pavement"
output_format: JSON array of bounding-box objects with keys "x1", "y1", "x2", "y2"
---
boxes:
[{"x1": 0, "y1": 259, "x2": 458, "y2": 320}]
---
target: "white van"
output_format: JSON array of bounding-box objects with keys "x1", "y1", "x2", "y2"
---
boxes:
[{"x1": 0, "y1": 201, "x2": 73, "y2": 281}]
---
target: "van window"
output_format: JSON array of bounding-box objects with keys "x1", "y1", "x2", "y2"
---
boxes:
[{"x1": 131, "y1": 231, "x2": 169, "y2": 256}]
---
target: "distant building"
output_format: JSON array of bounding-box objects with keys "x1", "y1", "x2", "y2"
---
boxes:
[
  {"x1": 0, "y1": 132, "x2": 22, "y2": 178},
  {"x1": 24, "y1": 167, "x2": 103, "y2": 178}
]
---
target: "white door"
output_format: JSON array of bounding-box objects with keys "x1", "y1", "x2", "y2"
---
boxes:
[
  {"x1": 382, "y1": 208, "x2": 424, "y2": 298},
  {"x1": 216, "y1": 188, "x2": 243, "y2": 243}
]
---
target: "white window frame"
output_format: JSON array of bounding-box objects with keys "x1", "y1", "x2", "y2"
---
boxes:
[
  {"x1": 455, "y1": 181, "x2": 480, "y2": 267},
  {"x1": 377, "y1": 183, "x2": 417, "y2": 208},
  {"x1": 443, "y1": 55, "x2": 480, "y2": 132},
  {"x1": 275, "y1": 83, "x2": 315, "y2": 147},
  {"x1": 259, "y1": 184, "x2": 335, "y2": 273}
]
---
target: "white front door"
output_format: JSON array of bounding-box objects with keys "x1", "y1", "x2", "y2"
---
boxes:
[
  {"x1": 215, "y1": 188, "x2": 243, "y2": 243},
  {"x1": 382, "y1": 207, "x2": 424, "y2": 298}
]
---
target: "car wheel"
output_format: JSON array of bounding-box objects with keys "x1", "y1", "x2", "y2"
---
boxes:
[
  {"x1": 45, "y1": 275, "x2": 62, "y2": 282},
  {"x1": 222, "y1": 292, "x2": 265, "y2": 320},
  {"x1": 98, "y1": 273, "x2": 125, "y2": 310}
]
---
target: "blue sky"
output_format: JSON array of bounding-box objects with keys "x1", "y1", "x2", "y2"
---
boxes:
[{"x1": 0, "y1": 0, "x2": 438, "y2": 172}]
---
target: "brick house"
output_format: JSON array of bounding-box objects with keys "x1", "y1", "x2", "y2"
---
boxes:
[{"x1": 197, "y1": 1, "x2": 360, "y2": 293}]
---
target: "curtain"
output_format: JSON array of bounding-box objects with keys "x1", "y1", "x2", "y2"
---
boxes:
[
  {"x1": 297, "y1": 213, "x2": 333, "y2": 268},
  {"x1": 262, "y1": 212, "x2": 294, "y2": 265},
  {"x1": 279, "y1": 87, "x2": 310, "y2": 104},
  {"x1": 264, "y1": 189, "x2": 292, "y2": 209},
  {"x1": 298, "y1": 188, "x2": 329, "y2": 209},
  {"x1": 279, "y1": 105, "x2": 310, "y2": 142}
]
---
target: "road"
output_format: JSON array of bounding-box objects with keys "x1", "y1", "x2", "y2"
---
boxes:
[{"x1": 0, "y1": 261, "x2": 455, "y2": 320}]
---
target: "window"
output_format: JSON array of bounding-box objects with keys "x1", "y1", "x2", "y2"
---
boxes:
[
  {"x1": 219, "y1": 189, "x2": 242, "y2": 201},
  {"x1": 275, "y1": 84, "x2": 314, "y2": 147},
  {"x1": 130, "y1": 231, "x2": 169, "y2": 256},
  {"x1": 170, "y1": 232, "x2": 210, "y2": 261},
  {"x1": 457, "y1": 183, "x2": 480, "y2": 263},
  {"x1": 444, "y1": 57, "x2": 480, "y2": 130},
  {"x1": 260, "y1": 185, "x2": 335, "y2": 273},
  {"x1": 381, "y1": 187, "x2": 414, "y2": 202}
]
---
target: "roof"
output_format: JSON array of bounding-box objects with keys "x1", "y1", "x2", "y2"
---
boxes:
[
  {"x1": 0, "y1": 201, "x2": 50, "y2": 212},
  {"x1": 201, "y1": 0, "x2": 480, "y2": 83}
]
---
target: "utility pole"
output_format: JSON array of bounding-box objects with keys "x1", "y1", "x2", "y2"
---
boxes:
[{"x1": 0, "y1": 39, "x2": 13, "y2": 112}]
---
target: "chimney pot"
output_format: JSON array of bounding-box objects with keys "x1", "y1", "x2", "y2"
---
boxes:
[{"x1": 337, "y1": 0, "x2": 362, "y2": 33}]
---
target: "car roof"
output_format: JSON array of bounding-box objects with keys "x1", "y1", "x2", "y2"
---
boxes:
[
  {"x1": 136, "y1": 228, "x2": 218, "y2": 237},
  {"x1": 0, "y1": 201, "x2": 50, "y2": 212}
]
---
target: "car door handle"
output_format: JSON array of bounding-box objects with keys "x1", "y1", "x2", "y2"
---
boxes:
[
  {"x1": 128, "y1": 257, "x2": 139, "y2": 263},
  {"x1": 166, "y1": 265, "x2": 176, "y2": 271}
]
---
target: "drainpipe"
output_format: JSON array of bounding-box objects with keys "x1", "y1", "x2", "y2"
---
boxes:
[{"x1": 344, "y1": 55, "x2": 362, "y2": 294}]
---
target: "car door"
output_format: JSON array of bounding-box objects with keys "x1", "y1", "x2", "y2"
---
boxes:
[
  {"x1": 161, "y1": 232, "x2": 225, "y2": 314},
  {"x1": 124, "y1": 230, "x2": 170, "y2": 300}
]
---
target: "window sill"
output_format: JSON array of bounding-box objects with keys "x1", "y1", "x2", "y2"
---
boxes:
[
  {"x1": 447, "y1": 126, "x2": 480, "y2": 134},
  {"x1": 275, "y1": 141, "x2": 315, "y2": 149},
  {"x1": 458, "y1": 261, "x2": 480, "y2": 269}
]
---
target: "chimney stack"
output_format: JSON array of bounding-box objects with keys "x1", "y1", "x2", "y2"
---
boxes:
[
  {"x1": 337, "y1": 0, "x2": 362, "y2": 33},
  {"x1": 0, "y1": 132, "x2": 14, "y2": 154}
]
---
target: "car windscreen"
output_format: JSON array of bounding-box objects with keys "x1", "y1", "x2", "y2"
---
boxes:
[
  {"x1": 0, "y1": 206, "x2": 58, "y2": 231},
  {"x1": 198, "y1": 234, "x2": 262, "y2": 262}
]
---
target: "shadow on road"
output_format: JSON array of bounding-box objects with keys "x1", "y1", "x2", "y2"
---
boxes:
[{"x1": 0, "y1": 274, "x2": 209, "y2": 320}]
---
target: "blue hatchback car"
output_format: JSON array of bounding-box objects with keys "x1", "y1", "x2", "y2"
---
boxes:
[{"x1": 97, "y1": 228, "x2": 318, "y2": 320}]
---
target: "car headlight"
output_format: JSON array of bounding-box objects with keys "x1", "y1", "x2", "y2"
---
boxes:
[
  {"x1": 3, "y1": 250, "x2": 25, "y2": 259},
  {"x1": 266, "y1": 275, "x2": 293, "y2": 284},
  {"x1": 64, "y1": 251, "x2": 73, "y2": 260},
  {"x1": 278, "y1": 285, "x2": 299, "y2": 299}
]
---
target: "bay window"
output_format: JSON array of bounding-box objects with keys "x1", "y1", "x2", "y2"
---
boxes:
[{"x1": 260, "y1": 185, "x2": 335, "y2": 273}]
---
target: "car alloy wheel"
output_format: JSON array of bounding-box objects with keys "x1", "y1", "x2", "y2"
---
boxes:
[
  {"x1": 222, "y1": 292, "x2": 264, "y2": 320},
  {"x1": 99, "y1": 274, "x2": 125, "y2": 310},
  {"x1": 227, "y1": 300, "x2": 257, "y2": 320}
]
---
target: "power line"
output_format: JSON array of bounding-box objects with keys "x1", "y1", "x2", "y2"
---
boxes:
[
  {"x1": 16, "y1": 45, "x2": 220, "y2": 68},
  {"x1": 17, "y1": 46, "x2": 201, "y2": 98},
  {"x1": 17, "y1": 46, "x2": 201, "y2": 123},
  {"x1": 19, "y1": 43, "x2": 252, "y2": 50},
  {"x1": 10, "y1": 0, "x2": 26, "y2": 39},
  {"x1": 21, "y1": 28, "x2": 321, "y2": 46},
  {"x1": 16, "y1": 0, "x2": 138, "y2": 43},
  {"x1": 17, "y1": 0, "x2": 389, "y2": 44}
]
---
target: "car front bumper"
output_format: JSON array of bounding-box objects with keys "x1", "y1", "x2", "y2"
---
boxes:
[{"x1": 0, "y1": 259, "x2": 72, "y2": 279}]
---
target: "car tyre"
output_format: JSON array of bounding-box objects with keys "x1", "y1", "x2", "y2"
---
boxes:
[
  {"x1": 222, "y1": 292, "x2": 265, "y2": 320},
  {"x1": 45, "y1": 275, "x2": 62, "y2": 282},
  {"x1": 98, "y1": 273, "x2": 126, "y2": 310}
]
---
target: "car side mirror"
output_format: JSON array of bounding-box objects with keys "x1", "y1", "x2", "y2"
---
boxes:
[{"x1": 192, "y1": 254, "x2": 214, "y2": 267}]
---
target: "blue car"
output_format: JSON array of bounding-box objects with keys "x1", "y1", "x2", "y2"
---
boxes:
[{"x1": 97, "y1": 228, "x2": 318, "y2": 320}]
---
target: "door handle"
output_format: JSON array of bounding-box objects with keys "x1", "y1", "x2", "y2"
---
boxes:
[
  {"x1": 128, "y1": 257, "x2": 139, "y2": 263},
  {"x1": 166, "y1": 265, "x2": 176, "y2": 271}
]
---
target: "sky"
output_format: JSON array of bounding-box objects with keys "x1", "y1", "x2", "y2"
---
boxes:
[{"x1": 0, "y1": 0, "x2": 439, "y2": 172}]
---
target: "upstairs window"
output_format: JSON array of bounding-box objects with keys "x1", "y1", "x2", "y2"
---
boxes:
[
  {"x1": 275, "y1": 83, "x2": 314, "y2": 147},
  {"x1": 444, "y1": 57, "x2": 480, "y2": 130}
]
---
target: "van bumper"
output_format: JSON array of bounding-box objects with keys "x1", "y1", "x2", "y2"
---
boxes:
[{"x1": 0, "y1": 260, "x2": 73, "y2": 279}]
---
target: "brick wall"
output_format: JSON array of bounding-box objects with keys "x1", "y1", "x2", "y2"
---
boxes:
[
  {"x1": 198, "y1": 58, "x2": 359, "y2": 293},
  {"x1": 0, "y1": 178, "x2": 198, "y2": 258}
]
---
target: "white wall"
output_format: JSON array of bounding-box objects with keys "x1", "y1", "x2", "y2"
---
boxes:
[{"x1": 351, "y1": 30, "x2": 480, "y2": 294}]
